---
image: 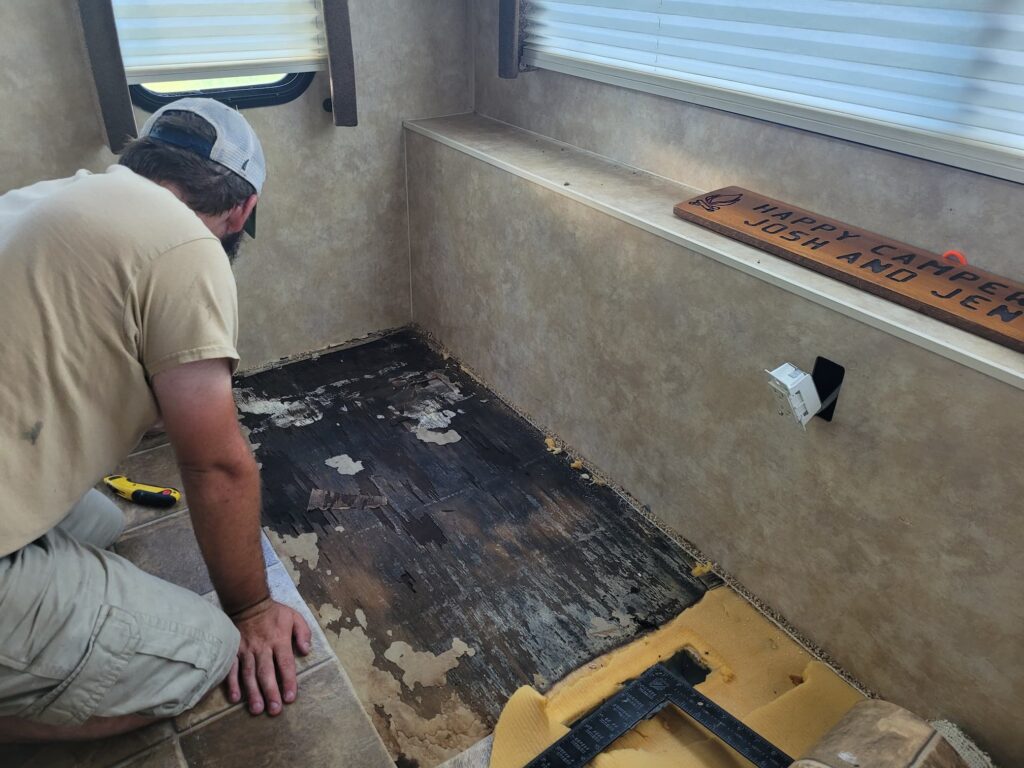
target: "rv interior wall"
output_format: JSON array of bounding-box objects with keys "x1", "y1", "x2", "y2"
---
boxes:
[
  {"x1": 403, "y1": 1, "x2": 1020, "y2": 763},
  {"x1": 471, "y1": 1, "x2": 1024, "y2": 285},
  {"x1": 0, "y1": 0, "x2": 472, "y2": 368}
]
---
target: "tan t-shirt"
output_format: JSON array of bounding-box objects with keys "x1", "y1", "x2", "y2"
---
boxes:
[{"x1": 0, "y1": 166, "x2": 239, "y2": 556}]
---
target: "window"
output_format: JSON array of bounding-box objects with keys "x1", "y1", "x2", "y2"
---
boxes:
[
  {"x1": 522, "y1": 1, "x2": 1024, "y2": 183},
  {"x1": 111, "y1": 0, "x2": 328, "y2": 110},
  {"x1": 130, "y1": 73, "x2": 316, "y2": 110}
]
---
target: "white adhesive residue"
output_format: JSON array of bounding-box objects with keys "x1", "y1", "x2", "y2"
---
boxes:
[
  {"x1": 355, "y1": 608, "x2": 368, "y2": 629},
  {"x1": 414, "y1": 407, "x2": 456, "y2": 430},
  {"x1": 324, "y1": 453, "x2": 364, "y2": 475},
  {"x1": 234, "y1": 389, "x2": 322, "y2": 428},
  {"x1": 414, "y1": 427, "x2": 462, "y2": 445},
  {"x1": 399, "y1": 372, "x2": 468, "y2": 447}
]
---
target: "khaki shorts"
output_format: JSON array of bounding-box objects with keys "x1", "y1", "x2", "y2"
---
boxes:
[{"x1": 0, "y1": 491, "x2": 239, "y2": 726}]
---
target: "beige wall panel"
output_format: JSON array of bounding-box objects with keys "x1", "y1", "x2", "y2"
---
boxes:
[
  {"x1": 0, "y1": 0, "x2": 472, "y2": 368},
  {"x1": 0, "y1": 1, "x2": 116, "y2": 189},
  {"x1": 471, "y1": 0, "x2": 1024, "y2": 284},
  {"x1": 407, "y1": 131, "x2": 1024, "y2": 765}
]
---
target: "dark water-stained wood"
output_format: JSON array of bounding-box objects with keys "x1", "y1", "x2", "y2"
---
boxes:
[
  {"x1": 675, "y1": 187, "x2": 1024, "y2": 353},
  {"x1": 236, "y1": 330, "x2": 712, "y2": 763}
]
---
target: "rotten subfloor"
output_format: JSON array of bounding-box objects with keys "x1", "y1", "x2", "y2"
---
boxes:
[{"x1": 238, "y1": 329, "x2": 717, "y2": 767}]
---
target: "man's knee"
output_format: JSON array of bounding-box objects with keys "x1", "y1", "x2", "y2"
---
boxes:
[
  {"x1": 56, "y1": 489, "x2": 125, "y2": 549},
  {"x1": 104, "y1": 603, "x2": 240, "y2": 721},
  {"x1": 0, "y1": 539, "x2": 239, "y2": 728}
]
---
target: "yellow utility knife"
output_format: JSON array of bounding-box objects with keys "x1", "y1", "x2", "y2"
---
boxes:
[{"x1": 103, "y1": 475, "x2": 181, "y2": 508}]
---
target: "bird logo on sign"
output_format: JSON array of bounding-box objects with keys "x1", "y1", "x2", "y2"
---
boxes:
[{"x1": 690, "y1": 192, "x2": 743, "y2": 212}]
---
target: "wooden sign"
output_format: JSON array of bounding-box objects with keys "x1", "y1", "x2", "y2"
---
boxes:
[{"x1": 674, "y1": 187, "x2": 1024, "y2": 354}]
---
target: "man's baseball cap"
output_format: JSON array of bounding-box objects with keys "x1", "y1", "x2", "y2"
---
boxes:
[{"x1": 139, "y1": 98, "x2": 265, "y2": 235}]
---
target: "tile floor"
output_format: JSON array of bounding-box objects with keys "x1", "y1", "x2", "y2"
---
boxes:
[{"x1": 7, "y1": 437, "x2": 394, "y2": 768}]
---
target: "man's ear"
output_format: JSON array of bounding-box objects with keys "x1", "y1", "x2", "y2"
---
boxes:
[{"x1": 226, "y1": 194, "x2": 258, "y2": 234}]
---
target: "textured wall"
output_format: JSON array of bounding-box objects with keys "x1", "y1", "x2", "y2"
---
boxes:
[
  {"x1": 0, "y1": 2, "x2": 116, "y2": 190},
  {"x1": 0, "y1": 0, "x2": 472, "y2": 368},
  {"x1": 471, "y1": 0, "x2": 1024, "y2": 284},
  {"x1": 407, "y1": 131, "x2": 1024, "y2": 765}
]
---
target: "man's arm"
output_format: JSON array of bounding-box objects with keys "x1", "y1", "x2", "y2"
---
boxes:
[{"x1": 151, "y1": 358, "x2": 311, "y2": 716}]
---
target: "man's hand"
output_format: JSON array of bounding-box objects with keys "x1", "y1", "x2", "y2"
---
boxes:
[{"x1": 226, "y1": 598, "x2": 312, "y2": 716}]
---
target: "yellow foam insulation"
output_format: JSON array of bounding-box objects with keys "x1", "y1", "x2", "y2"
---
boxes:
[{"x1": 491, "y1": 587, "x2": 864, "y2": 768}]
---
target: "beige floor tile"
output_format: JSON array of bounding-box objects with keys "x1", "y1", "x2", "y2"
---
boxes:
[
  {"x1": 8, "y1": 721, "x2": 175, "y2": 768},
  {"x1": 120, "y1": 739, "x2": 188, "y2": 768},
  {"x1": 178, "y1": 661, "x2": 392, "y2": 768},
  {"x1": 102, "y1": 444, "x2": 187, "y2": 532},
  {"x1": 176, "y1": 564, "x2": 333, "y2": 733},
  {"x1": 174, "y1": 681, "x2": 240, "y2": 735},
  {"x1": 259, "y1": 532, "x2": 280, "y2": 568},
  {"x1": 115, "y1": 512, "x2": 213, "y2": 595}
]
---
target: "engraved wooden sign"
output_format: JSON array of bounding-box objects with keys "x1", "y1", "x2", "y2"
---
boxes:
[{"x1": 674, "y1": 187, "x2": 1024, "y2": 354}]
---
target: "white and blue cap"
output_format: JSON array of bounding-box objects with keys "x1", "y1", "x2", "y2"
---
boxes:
[{"x1": 140, "y1": 97, "x2": 267, "y2": 196}]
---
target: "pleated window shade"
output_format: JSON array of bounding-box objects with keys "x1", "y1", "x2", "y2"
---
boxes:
[
  {"x1": 111, "y1": 0, "x2": 328, "y2": 84},
  {"x1": 523, "y1": 0, "x2": 1024, "y2": 182}
]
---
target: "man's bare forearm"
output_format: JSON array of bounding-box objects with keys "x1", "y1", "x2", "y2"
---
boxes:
[{"x1": 180, "y1": 454, "x2": 268, "y2": 616}]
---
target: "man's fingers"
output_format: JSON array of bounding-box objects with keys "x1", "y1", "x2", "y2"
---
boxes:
[
  {"x1": 292, "y1": 609, "x2": 313, "y2": 656},
  {"x1": 225, "y1": 657, "x2": 241, "y2": 704},
  {"x1": 275, "y1": 643, "x2": 299, "y2": 704},
  {"x1": 256, "y1": 650, "x2": 283, "y2": 716},
  {"x1": 241, "y1": 651, "x2": 263, "y2": 715}
]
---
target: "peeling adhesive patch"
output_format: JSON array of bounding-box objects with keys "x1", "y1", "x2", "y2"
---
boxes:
[
  {"x1": 325, "y1": 453, "x2": 364, "y2": 475},
  {"x1": 318, "y1": 603, "x2": 343, "y2": 625},
  {"x1": 316, "y1": 615, "x2": 487, "y2": 765},
  {"x1": 384, "y1": 638, "x2": 476, "y2": 689},
  {"x1": 235, "y1": 388, "x2": 322, "y2": 428},
  {"x1": 264, "y1": 529, "x2": 320, "y2": 586},
  {"x1": 414, "y1": 426, "x2": 462, "y2": 445}
]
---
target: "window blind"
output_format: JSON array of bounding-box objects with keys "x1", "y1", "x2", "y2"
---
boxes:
[
  {"x1": 111, "y1": 0, "x2": 328, "y2": 83},
  {"x1": 522, "y1": 1, "x2": 1024, "y2": 182}
]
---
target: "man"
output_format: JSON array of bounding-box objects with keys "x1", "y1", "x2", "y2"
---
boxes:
[{"x1": 0, "y1": 98, "x2": 310, "y2": 742}]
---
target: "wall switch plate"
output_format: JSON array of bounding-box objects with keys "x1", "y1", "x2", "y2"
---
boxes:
[{"x1": 765, "y1": 363, "x2": 821, "y2": 428}]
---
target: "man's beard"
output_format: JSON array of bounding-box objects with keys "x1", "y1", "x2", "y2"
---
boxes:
[{"x1": 221, "y1": 231, "x2": 244, "y2": 263}]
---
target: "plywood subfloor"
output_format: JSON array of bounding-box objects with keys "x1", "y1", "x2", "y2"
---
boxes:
[{"x1": 237, "y1": 330, "x2": 714, "y2": 767}]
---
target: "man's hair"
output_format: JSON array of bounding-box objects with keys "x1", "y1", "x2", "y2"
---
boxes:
[{"x1": 118, "y1": 111, "x2": 256, "y2": 215}]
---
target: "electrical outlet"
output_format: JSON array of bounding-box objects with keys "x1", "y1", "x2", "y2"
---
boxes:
[{"x1": 765, "y1": 363, "x2": 821, "y2": 428}]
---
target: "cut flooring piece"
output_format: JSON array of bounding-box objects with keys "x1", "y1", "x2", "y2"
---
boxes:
[{"x1": 237, "y1": 329, "x2": 714, "y2": 766}]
